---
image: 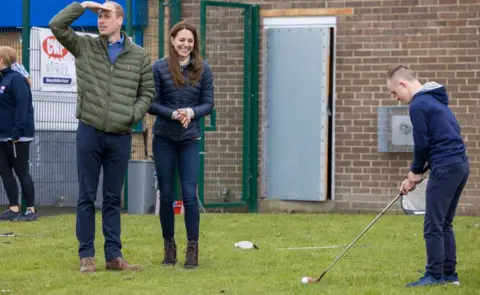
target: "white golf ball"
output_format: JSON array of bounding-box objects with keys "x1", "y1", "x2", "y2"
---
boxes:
[{"x1": 301, "y1": 277, "x2": 309, "y2": 284}]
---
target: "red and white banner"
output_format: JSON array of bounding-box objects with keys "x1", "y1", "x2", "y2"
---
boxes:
[{"x1": 39, "y1": 28, "x2": 97, "y2": 92}]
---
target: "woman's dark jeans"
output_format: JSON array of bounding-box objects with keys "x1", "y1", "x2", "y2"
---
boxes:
[{"x1": 153, "y1": 135, "x2": 200, "y2": 241}]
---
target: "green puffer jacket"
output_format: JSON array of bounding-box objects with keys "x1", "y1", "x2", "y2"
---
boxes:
[{"x1": 48, "y1": 2, "x2": 154, "y2": 134}]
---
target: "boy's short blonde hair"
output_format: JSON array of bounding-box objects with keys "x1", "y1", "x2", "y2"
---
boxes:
[{"x1": 386, "y1": 65, "x2": 417, "y2": 82}]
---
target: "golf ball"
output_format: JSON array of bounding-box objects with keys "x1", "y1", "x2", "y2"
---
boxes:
[{"x1": 301, "y1": 277, "x2": 310, "y2": 284}]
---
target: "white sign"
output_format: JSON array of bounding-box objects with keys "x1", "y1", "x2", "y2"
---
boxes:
[{"x1": 39, "y1": 28, "x2": 97, "y2": 92}]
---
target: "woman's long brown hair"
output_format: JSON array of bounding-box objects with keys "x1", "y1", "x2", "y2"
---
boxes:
[{"x1": 168, "y1": 21, "x2": 203, "y2": 88}]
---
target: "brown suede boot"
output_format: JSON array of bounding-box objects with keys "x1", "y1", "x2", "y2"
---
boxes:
[
  {"x1": 106, "y1": 257, "x2": 142, "y2": 271},
  {"x1": 162, "y1": 238, "x2": 177, "y2": 265},
  {"x1": 184, "y1": 241, "x2": 198, "y2": 269},
  {"x1": 80, "y1": 257, "x2": 96, "y2": 273}
]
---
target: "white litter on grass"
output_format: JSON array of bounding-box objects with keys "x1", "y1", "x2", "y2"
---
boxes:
[
  {"x1": 1, "y1": 290, "x2": 13, "y2": 293},
  {"x1": 234, "y1": 241, "x2": 259, "y2": 249}
]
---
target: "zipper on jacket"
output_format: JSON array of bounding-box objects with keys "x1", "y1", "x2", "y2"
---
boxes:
[
  {"x1": 102, "y1": 64, "x2": 113, "y2": 130},
  {"x1": 102, "y1": 47, "x2": 130, "y2": 131},
  {"x1": 108, "y1": 65, "x2": 113, "y2": 95}
]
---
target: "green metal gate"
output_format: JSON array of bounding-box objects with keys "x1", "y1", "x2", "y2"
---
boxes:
[{"x1": 199, "y1": 1, "x2": 259, "y2": 212}]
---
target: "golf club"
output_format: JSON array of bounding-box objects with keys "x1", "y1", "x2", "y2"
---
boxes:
[{"x1": 308, "y1": 165, "x2": 430, "y2": 284}]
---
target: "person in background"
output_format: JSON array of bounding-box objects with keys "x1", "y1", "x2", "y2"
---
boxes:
[
  {"x1": 0, "y1": 46, "x2": 37, "y2": 222},
  {"x1": 11, "y1": 60, "x2": 32, "y2": 87},
  {"x1": 148, "y1": 21, "x2": 214, "y2": 269},
  {"x1": 387, "y1": 65, "x2": 469, "y2": 287},
  {"x1": 49, "y1": 1, "x2": 154, "y2": 273}
]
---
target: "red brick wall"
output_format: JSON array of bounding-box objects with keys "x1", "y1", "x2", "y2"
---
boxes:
[{"x1": 172, "y1": 0, "x2": 480, "y2": 215}]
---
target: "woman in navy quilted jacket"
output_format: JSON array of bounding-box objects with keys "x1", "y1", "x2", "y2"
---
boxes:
[{"x1": 148, "y1": 21, "x2": 214, "y2": 269}]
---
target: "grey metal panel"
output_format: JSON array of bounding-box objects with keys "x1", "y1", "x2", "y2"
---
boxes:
[
  {"x1": 265, "y1": 27, "x2": 330, "y2": 201},
  {"x1": 377, "y1": 105, "x2": 413, "y2": 152},
  {"x1": 127, "y1": 160, "x2": 156, "y2": 214}
]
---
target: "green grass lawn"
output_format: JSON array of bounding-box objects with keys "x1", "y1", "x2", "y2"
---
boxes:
[{"x1": 1, "y1": 212, "x2": 479, "y2": 294}]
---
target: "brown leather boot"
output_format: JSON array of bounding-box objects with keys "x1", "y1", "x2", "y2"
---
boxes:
[
  {"x1": 106, "y1": 257, "x2": 142, "y2": 271},
  {"x1": 162, "y1": 238, "x2": 177, "y2": 265},
  {"x1": 80, "y1": 257, "x2": 96, "y2": 273},
  {"x1": 184, "y1": 241, "x2": 198, "y2": 269}
]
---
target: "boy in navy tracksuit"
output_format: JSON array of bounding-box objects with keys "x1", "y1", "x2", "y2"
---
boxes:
[
  {"x1": 0, "y1": 46, "x2": 37, "y2": 221},
  {"x1": 387, "y1": 65, "x2": 469, "y2": 287}
]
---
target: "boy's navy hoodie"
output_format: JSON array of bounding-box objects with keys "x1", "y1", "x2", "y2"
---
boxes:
[
  {"x1": 0, "y1": 67, "x2": 34, "y2": 140},
  {"x1": 409, "y1": 82, "x2": 467, "y2": 174}
]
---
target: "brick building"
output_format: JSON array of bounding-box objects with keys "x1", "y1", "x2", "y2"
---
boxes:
[
  {"x1": 171, "y1": 0, "x2": 480, "y2": 215},
  {"x1": 0, "y1": 0, "x2": 478, "y2": 215}
]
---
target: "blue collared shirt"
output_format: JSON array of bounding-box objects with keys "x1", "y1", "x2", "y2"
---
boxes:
[{"x1": 107, "y1": 34, "x2": 125, "y2": 64}]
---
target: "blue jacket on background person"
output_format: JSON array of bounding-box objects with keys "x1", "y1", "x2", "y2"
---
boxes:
[{"x1": 0, "y1": 67, "x2": 34, "y2": 141}]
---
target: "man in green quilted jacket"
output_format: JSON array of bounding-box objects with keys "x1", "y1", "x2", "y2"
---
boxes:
[{"x1": 49, "y1": 1, "x2": 154, "y2": 273}]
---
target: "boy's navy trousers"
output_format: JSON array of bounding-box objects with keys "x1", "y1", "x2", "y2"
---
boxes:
[{"x1": 424, "y1": 159, "x2": 469, "y2": 278}]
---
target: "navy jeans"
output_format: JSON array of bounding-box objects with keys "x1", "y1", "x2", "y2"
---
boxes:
[
  {"x1": 424, "y1": 160, "x2": 470, "y2": 279},
  {"x1": 152, "y1": 135, "x2": 200, "y2": 241},
  {"x1": 76, "y1": 121, "x2": 131, "y2": 261}
]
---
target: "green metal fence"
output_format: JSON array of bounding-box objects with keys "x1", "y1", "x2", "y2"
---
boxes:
[{"x1": 199, "y1": 1, "x2": 259, "y2": 212}]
